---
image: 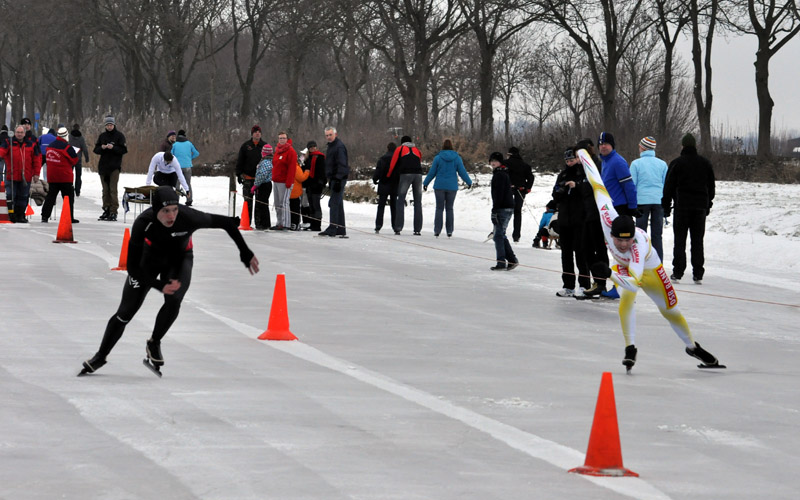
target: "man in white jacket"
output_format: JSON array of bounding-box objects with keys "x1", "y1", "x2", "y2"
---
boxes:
[{"x1": 146, "y1": 151, "x2": 190, "y2": 197}]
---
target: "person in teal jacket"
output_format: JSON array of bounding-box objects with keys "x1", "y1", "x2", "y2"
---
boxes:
[
  {"x1": 171, "y1": 130, "x2": 200, "y2": 205},
  {"x1": 630, "y1": 136, "x2": 668, "y2": 260},
  {"x1": 423, "y1": 139, "x2": 472, "y2": 237}
]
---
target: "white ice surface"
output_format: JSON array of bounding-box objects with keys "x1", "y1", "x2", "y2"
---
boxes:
[{"x1": 1, "y1": 169, "x2": 799, "y2": 499}]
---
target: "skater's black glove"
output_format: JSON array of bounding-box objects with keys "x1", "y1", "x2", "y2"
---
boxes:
[
  {"x1": 240, "y1": 248, "x2": 255, "y2": 267},
  {"x1": 664, "y1": 207, "x2": 671, "y2": 218},
  {"x1": 331, "y1": 179, "x2": 342, "y2": 193},
  {"x1": 591, "y1": 262, "x2": 612, "y2": 279},
  {"x1": 423, "y1": 185, "x2": 428, "y2": 191}
]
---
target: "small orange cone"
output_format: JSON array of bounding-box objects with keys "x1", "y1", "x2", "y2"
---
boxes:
[
  {"x1": 238, "y1": 200, "x2": 253, "y2": 231},
  {"x1": 26, "y1": 204, "x2": 34, "y2": 216},
  {"x1": 569, "y1": 372, "x2": 638, "y2": 477},
  {"x1": 53, "y1": 200, "x2": 76, "y2": 243},
  {"x1": 112, "y1": 228, "x2": 131, "y2": 270},
  {"x1": 258, "y1": 274, "x2": 297, "y2": 341}
]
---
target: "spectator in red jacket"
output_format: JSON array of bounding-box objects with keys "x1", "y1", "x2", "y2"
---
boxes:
[
  {"x1": 270, "y1": 131, "x2": 297, "y2": 230},
  {"x1": 0, "y1": 125, "x2": 42, "y2": 222},
  {"x1": 41, "y1": 127, "x2": 80, "y2": 223}
]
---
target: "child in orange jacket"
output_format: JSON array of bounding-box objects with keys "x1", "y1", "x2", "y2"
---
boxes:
[{"x1": 289, "y1": 162, "x2": 310, "y2": 230}]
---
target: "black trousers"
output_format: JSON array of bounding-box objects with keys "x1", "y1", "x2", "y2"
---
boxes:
[
  {"x1": 512, "y1": 189, "x2": 526, "y2": 241},
  {"x1": 306, "y1": 191, "x2": 322, "y2": 230},
  {"x1": 41, "y1": 182, "x2": 75, "y2": 221},
  {"x1": 95, "y1": 256, "x2": 193, "y2": 358},
  {"x1": 74, "y1": 164, "x2": 83, "y2": 195},
  {"x1": 559, "y1": 223, "x2": 591, "y2": 290},
  {"x1": 375, "y1": 190, "x2": 397, "y2": 232},
  {"x1": 583, "y1": 218, "x2": 609, "y2": 290},
  {"x1": 672, "y1": 208, "x2": 706, "y2": 279}
]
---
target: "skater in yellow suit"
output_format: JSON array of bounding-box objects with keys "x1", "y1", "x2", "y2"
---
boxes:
[{"x1": 576, "y1": 149, "x2": 724, "y2": 371}]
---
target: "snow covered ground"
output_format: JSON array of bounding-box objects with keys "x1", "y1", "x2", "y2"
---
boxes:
[{"x1": 1, "y1": 168, "x2": 798, "y2": 499}]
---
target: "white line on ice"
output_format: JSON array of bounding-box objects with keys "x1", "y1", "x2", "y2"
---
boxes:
[{"x1": 196, "y1": 305, "x2": 672, "y2": 500}]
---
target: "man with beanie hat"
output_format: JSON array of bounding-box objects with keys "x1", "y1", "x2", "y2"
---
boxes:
[
  {"x1": 235, "y1": 125, "x2": 266, "y2": 224},
  {"x1": 505, "y1": 146, "x2": 535, "y2": 242},
  {"x1": 662, "y1": 132, "x2": 715, "y2": 284},
  {"x1": 598, "y1": 131, "x2": 638, "y2": 217},
  {"x1": 41, "y1": 127, "x2": 80, "y2": 223},
  {"x1": 94, "y1": 115, "x2": 127, "y2": 221},
  {"x1": 79, "y1": 186, "x2": 260, "y2": 376},
  {"x1": 576, "y1": 149, "x2": 724, "y2": 372},
  {"x1": 630, "y1": 135, "x2": 668, "y2": 260}
]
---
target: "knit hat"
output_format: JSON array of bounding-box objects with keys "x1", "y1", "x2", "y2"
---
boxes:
[
  {"x1": 177, "y1": 129, "x2": 186, "y2": 137},
  {"x1": 57, "y1": 127, "x2": 69, "y2": 139},
  {"x1": 306, "y1": 140, "x2": 317, "y2": 149},
  {"x1": 640, "y1": 136, "x2": 657, "y2": 150},
  {"x1": 564, "y1": 148, "x2": 576, "y2": 160},
  {"x1": 546, "y1": 200, "x2": 557, "y2": 210},
  {"x1": 681, "y1": 133, "x2": 696, "y2": 148},
  {"x1": 261, "y1": 143, "x2": 273, "y2": 157},
  {"x1": 20, "y1": 117, "x2": 31, "y2": 125},
  {"x1": 598, "y1": 131, "x2": 615, "y2": 149},
  {"x1": 611, "y1": 216, "x2": 635, "y2": 239},
  {"x1": 508, "y1": 146, "x2": 520, "y2": 156},
  {"x1": 251, "y1": 124, "x2": 262, "y2": 134},
  {"x1": 104, "y1": 116, "x2": 115, "y2": 126},
  {"x1": 1, "y1": 124, "x2": 7, "y2": 132},
  {"x1": 167, "y1": 130, "x2": 177, "y2": 138},
  {"x1": 488, "y1": 152, "x2": 504, "y2": 163},
  {"x1": 400, "y1": 135, "x2": 412, "y2": 144},
  {"x1": 151, "y1": 186, "x2": 179, "y2": 210}
]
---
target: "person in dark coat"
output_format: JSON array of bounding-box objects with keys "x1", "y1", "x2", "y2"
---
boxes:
[
  {"x1": 79, "y1": 186, "x2": 260, "y2": 376},
  {"x1": 505, "y1": 146, "x2": 535, "y2": 242},
  {"x1": 301, "y1": 141, "x2": 326, "y2": 231},
  {"x1": 93, "y1": 116, "x2": 128, "y2": 221},
  {"x1": 489, "y1": 152, "x2": 518, "y2": 271},
  {"x1": 320, "y1": 126, "x2": 349, "y2": 237},
  {"x1": 576, "y1": 138, "x2": 610, "y2": 297},
  {"x1": 235, "y1": 125, "x2": 267, "y2": 225},
  {"x1": 69, "y1": 124, "x2": 90, "y2": 196},
  {"x1": 372, "y1": 142, "x2": 397, "y2": 233},
  {"x1": 662, "y1": 133, "x2": 716, "y2": 284},
  {"x1": 553, "y1": 147, "x2": 590, "y2": 297}
]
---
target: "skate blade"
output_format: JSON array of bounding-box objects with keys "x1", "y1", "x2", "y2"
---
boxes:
[
  {"x1": 143, "y1": 358, "x2": 163, "y2": 377},
  {"x1": 77, "y1": 368, "x2": 91, "y2": 377},
  {"x1": 698, "y1": 363, "x2": 727, "y2": 369}
]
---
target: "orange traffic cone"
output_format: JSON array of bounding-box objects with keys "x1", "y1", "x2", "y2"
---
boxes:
[
  {"x1": 568, "y1": 372, "x2": 638, "y2": 477},
  {"x1": 112, "y1": 228, "x2": 131, "y2": 270},
  {"x1": 258, "y1": 274, "x2": 297, "y2": 341},
  {"x1": 26, "y1": 204, "x2": 34, "y2": 216},
  {"x1": 238, "y1": 200, "x2": 253, "y2": 231},
  {"x1": 53, "y1": 200, "x2": 76, "y2": 243}
]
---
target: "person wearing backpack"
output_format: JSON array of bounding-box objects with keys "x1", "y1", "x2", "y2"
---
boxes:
[{"x1": 386, "y1": 135, "x2": 423, "y2": 235}]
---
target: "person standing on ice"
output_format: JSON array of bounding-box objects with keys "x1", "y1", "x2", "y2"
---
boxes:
[
  {"x1": 488, "y1": 152, "x2": 519, "y2": 271},
  {"x1": 79, "y1": 186, "x2": 260, "y2": 376},
  {"x1": 576, "y1": 149, "x2": 723, "y2": 371}
]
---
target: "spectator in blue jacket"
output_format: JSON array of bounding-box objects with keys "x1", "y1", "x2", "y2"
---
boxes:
[
  {"x1": 598, "y1": 132, "x2": 638, "y2": 217},
  {"x1": 423, "y1": 139, "x2": 473, "y2": 237},
  {"x1": 171, "y1": 129, "x2": 199, "y2": 206},
  {"x1": 630, "y1": 136, "x2": 668, "y2": 260}
]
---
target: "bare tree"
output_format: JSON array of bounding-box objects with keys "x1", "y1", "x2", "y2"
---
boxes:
[
  {"x1": 653, "y1": 0, "x2": 690, "y2": 138},
  {"x1": 543, "y1": 41, "x2": 597, "y2": 138},
  {"x1": 358, "y1": 0, "x2": 468, "y2": 138},
  {"x1": 539, "y1": 0, "x2": 655, "y2": 131},
  {"x1": 685, "y1": 0, "x2": 722, "y2": 154},
  {"x1": 725, "y1": 0, "x2": 800, "y2": 158},
  {"x1": 457, "y1": 0, "x2": 542, "y2": 139},
  {"x1": 494, "y1": 35, "x2": 534, "y2": 145},
  {"x1": 231, "y1": 0, "x2": 278, "y2": 119}
]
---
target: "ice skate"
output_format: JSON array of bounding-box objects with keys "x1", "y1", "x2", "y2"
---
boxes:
[
  {"x1": 622, "y1": 345, "x2": 637, "y2": 373},
  {"x1": 146, "y1": 339, "x2": 164, "y2": 366},
  {"x1": 686, "y1": 342, "x2": 726, "y2": 369},
  {"x1": 78, "y1": 353, "x2": 107, "y2": 376}
]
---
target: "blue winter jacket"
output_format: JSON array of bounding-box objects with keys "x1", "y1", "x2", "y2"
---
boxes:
[
  {"x1": 171, "y1": 137, "x2": 199, "y2": 169},
  {"x1": 600, "y1": 149, "x2": 637, "y2": 210},
  {"x1": 424, "y1": 149, "x2": 472, "y2": 191},
  {"x1": 538, "y1": 210, "x2": 554, "y2": 230},
  {"x1": 630, "y1": 150, "x2": 667, "y2": 205}
]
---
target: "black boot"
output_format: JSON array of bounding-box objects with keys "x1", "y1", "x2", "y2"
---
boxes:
[
  {"x1": 98, "y1": 209, "x2": 109, "y2": 221},
  {"x1": 686, "y1": 342, "x2": 719, "y2": 366},
  {"x1": 81, "y1": 353, "x2": 107, "y2": 374},
  {"x1": 146, "y1": 339, "x2": 164, "y2": 366},
  {"x1": 532, "y1": 237, "x2": 541, "y2": 248},
  {"x1": 623, "y1": 344, "x2": 637, "y2": 371}
]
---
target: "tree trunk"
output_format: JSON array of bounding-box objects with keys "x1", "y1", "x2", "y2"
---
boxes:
[
  {"x1": 658, "y1": 48, "x2": 673, "y2": 139},
  {"x1": 504, "y1": 94, "x2": 511, "y2": 146},
  {"x1": 754, "y1": 41, "x2": 773, "y2": 159},
  {"x1": 478, "y1": 40, "x2": 495, "y2": 140}
]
